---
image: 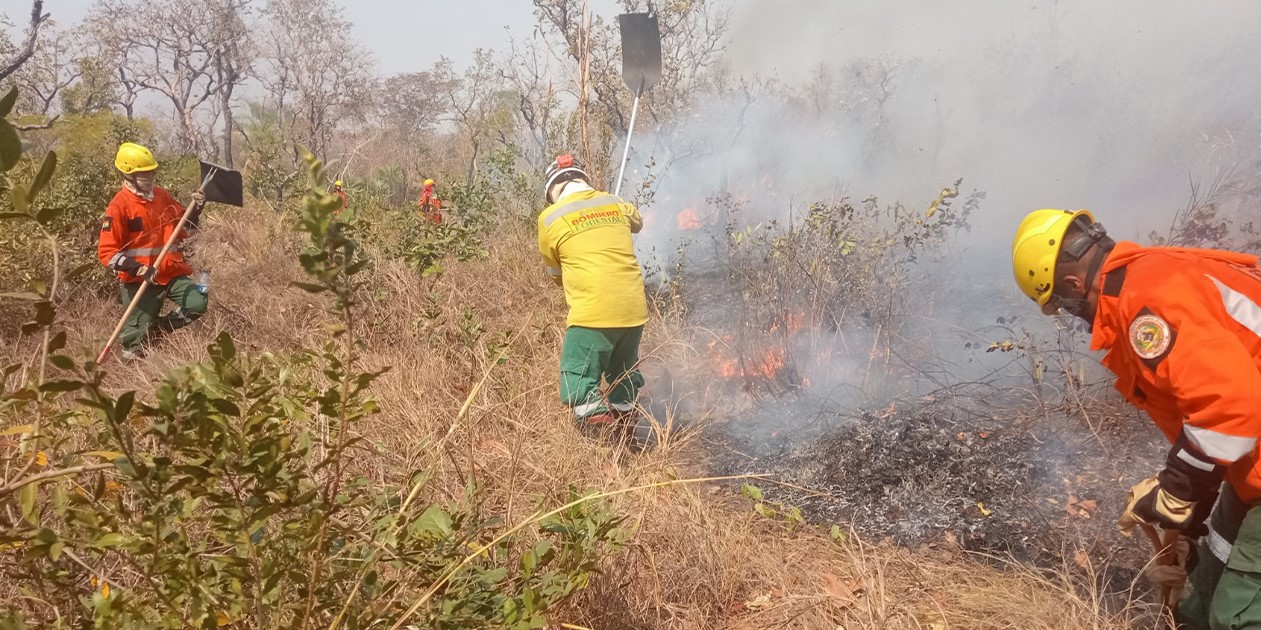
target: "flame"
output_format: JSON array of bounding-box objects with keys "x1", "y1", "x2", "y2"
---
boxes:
[{"x1": 677, "y1": 208, "x2": 701, "y2": 230}]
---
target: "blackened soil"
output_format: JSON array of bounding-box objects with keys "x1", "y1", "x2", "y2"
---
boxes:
[{"x1": 707, "y1": 400, "x2": 1167, "y2": 586}]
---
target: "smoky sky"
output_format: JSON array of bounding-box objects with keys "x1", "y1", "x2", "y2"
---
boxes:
[{"x1": 632, "y1": 0, "x2": 1261, "y2": 249}]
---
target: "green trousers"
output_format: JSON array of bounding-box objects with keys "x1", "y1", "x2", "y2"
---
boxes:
[
  {"x1": 1181, "y1": 484, "x2": 1261, "y2": 629},
  {"x1": 117, "y1": 276, "x2": 208, "y2": 351},
  {"x1": 559, "y1": 325, "x2": 644, "y2": 420}
]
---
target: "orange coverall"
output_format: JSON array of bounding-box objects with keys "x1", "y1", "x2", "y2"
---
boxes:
[
  {"x1": 1094, "y1": 242, "x2": 1261, "y2": 497},
  {"x1": 418, "y1": 185, "x2": 442, "y2": 225},
  {"x1": 97, "y1": 186, "x2": 194, "y2": 285}
]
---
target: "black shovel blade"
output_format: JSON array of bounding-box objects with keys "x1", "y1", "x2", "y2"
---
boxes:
[
  {"x1": 199, "y1": 160, "x2": 244, "y2": 207},
  {"x1": 619, "y1": 12, "x2": 662, "y2": 93}
]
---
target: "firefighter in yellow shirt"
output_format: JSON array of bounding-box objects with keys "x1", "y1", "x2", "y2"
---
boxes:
[{"x1": 538, "y1": 155, "x2": 651, "y2": 448}]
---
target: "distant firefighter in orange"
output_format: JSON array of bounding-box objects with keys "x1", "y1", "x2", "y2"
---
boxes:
[{"x1": 418, "y1": 178, "x2": 442, "y2": 224}]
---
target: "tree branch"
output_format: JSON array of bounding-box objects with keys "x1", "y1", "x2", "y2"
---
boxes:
[
  {"x1": 15, "y1": 114, "x2": 59, "y2": 131},
  {"x1": 0, "y1": 1, "x2": 50, "y2": 81},
  {"x1": 0, "y1": 463, "x2": 114, "y2": 498}
]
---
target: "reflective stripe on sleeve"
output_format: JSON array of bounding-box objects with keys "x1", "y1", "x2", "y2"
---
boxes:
[
  {"x1": 543, "y1": 195, "x2": 620, "y2": 227},
  {"x1": 573, "y1": 401, "x2": 603, "y2": 416},
  {"x1": 1208, "y1": 526, "x2": 1233, "y2": 564},
  {"x1": 1209, "y1": 274, "x2": 1261, "y2": 337},
  {"x1": 1184, "y1": 424, "x2": 1257, "y2": 463},
  {"x1": 107, "y1": 252, "x2": 126, "y2": 271},
  {"x1": 610, "y1": 402, "x2": 635, "y2": 412},
  {"x1": 121, "y1": 247, "x2": 163, "y2": 257},
  {"x1": 1176, "y1": 447, "x2": 1218, "y2": 472},
  {"x1": 545, "y1": 266, "x2": 562, "y2": 277}
]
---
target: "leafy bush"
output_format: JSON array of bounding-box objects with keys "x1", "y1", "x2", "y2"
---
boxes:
[{"x1": 0, "y1": 121, "x2": 626, "y2": 628}]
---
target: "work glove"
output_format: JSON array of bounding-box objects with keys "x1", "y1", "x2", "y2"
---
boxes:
[
  {"x1": 1119, "y1": 476, "x2": 1199, "y2": 536},
  {"x1": 187, "y1": 190, "x2": 207, "y2": 229},
  {"x1": 113, "y1": 255, "x2": 157, "y2": 283},
  {"x1": 135, "y1": 264, "x2": 157, "y2": 284}
]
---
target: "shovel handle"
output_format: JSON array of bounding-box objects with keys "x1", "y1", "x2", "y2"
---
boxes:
[
  {"x1": 1140, "y1": 523, "x2": 1181, "y2": 627},
  {"x1": 96, "y1": 171, "x2": 217, "y2": 363}
]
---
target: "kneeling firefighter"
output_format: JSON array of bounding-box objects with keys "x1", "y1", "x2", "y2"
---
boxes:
[
  {"x1": 1013, "y1": 208, "x2": 1261, "y2": 629},
  {"x1": 97, "y1": 142, "x2": 207, "y2": 360},
  {"x1": 537, "y1": 155, "x2": 654, "y2": 450}
]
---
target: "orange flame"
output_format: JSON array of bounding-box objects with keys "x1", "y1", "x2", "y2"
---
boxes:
[{"x1": 677, "y1": 208, "x2": 701, "y2": 230}]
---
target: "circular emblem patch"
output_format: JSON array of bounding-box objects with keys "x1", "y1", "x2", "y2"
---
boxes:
[{"x1": 1129, "y1": 314, "x2": 1172, "y2": 359}]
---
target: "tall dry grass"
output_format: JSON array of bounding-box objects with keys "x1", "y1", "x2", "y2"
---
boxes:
[{"x1": 0, "y1": 202, "x2": 1158, "y2": 629}]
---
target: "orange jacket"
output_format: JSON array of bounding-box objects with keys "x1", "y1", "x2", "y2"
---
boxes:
[
  {"x1": 97, "y1": 186, "x2": 194, "y2": 285},
  {"x1": 1092, "y1": 242, "x2": 1261, "y2": 500},
  {"x1": 418, "y1": 185, "x2": 443, "y2": 224},
  {"x1": 334, "y1": 189, "x2": 348, "y2": 213}
]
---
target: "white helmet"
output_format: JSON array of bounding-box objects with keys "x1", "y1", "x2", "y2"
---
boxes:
[{"x1": 544, "y1": 154, "x2": 589, "y2": 203}]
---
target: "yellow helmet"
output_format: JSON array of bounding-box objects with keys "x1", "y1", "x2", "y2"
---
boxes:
[
  {"x1": 115, "y1": 142, "x2": 158, "y2": 174},
  {"x1": 334, "y1": 180, "x2": 343, "y2": 187},
  {"x1": 424, "y1": 178, "x2": 435, "y2": 187},
  {"x1": 1011, "y1": 209, "x2": 1095, "y2": 305}
]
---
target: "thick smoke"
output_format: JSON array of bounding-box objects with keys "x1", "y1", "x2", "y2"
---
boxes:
[
  {"x1": 626, "y1": 0, "x2": 1261, "y2": 429},
  {"x1": 631, "y1": 0, "x2": 1261, "y2": 252}
]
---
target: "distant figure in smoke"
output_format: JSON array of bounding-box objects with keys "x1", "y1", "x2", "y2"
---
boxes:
[
  {"x1": 417, "y1": 178, "x2": 442, "y2": 224},
  {"x1": 331, "y1": 180, "x2": 348, "y2": 214},
  {"x1": 537, "y1": 155, "x2": 653, "y2": 450},
  {"x1": 1013, "y1": 209, "x2": 1261, "y2": 629}
]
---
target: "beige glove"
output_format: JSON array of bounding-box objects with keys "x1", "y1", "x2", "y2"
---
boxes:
[{"x1": 1118, "y1": 476, "x2": 1197, "y2": 537}]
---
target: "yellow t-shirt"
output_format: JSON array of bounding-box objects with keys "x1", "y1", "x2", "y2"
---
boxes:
[{"x1": 537, "y1": 188, "x2": 648, "y2": 328}]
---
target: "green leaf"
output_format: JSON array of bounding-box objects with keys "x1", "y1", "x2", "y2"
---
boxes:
[
  {"x1": 0, "y1": 119, "x2": 21, "y2": 172},
  {"x1": 112, "y1": 457, "x2": 138, "y2": 478},
  {"x1": 415, "y1": 505, "x2": 453, "y2": 537},
  {"x1": 92, "y1": 532, "x2": 126, "y2": 549},
  {"x1": 49, "y1": 355, "x2": 74, "y2": 371},
  {"x1": 830, "y1": 525, "x2": 848, "y2": 544},
  {"x1": 33, "y1": 300, "x2": 54, "y2": 327},
  {"x1": 10, "y1": 184, "x2": 29, "y2": 214},
  {"x1": 49, "y1": 541, "x2": 64, "y2": 561},
  {"x1": 27, "y1": 151, "x2": 56, "y2": 203},
  {"x1": 114, "y1": 391, "x2": 135, "y2": 424},
  {"x1": 47, "y1": 332, "x2": 66, "y2": 353},
  {"x1": 39, "y1": 380, "x2": 82, "y2": 393},
  {"x1": 19, "y1": 482, "x2": 38, "y2": 525},
  {"x1": 0, "y1": 87, "x2": 16, "y2": 118},
  {"x1": 65, "y1": 262, "x2": 96, "y2": 281},
  {"x1": 35, "y1": 205, "x2": 62, "y2": 226},
  {"x1": 740, "y1": 484, "x2": 764, "y2": 501},
  {"x1": 289, "y1": 282, "x2": 328, "y2": 294}
]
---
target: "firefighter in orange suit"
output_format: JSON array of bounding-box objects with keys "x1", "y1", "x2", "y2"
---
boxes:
[
  {"x1": 97, "y1": 142, "x2": 207, "y2": 360},
  {"x1": 418, "y1": 178, "x2": 442, "y2": 224},
  {"x1": 332, "y1": 180, "x2": 348, "y2": 213},
  {"x1": 1013, "y1": 209, "x2": 1261, "y2": 629}
]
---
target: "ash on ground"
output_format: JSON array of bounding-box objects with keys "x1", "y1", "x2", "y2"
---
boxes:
[{"x1": 706, "y1": 395, "x2": 1166, "y2": 571}]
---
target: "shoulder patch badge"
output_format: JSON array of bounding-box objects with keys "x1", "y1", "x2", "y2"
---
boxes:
[
  {"x1": 100, "y1": 216, "x2": 112, "y2": 232},
  {"x1": 1129, "y1": 313, "x2": 1172, "y2": 360}
]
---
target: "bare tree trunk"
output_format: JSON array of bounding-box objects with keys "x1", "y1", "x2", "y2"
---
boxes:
[
  {"x1": 466, "y1": 140, "x2": 480, "y2": 181},
  {"x1": 578, "y1": 1, "x2": 592, "y2": 165},
  {"x1": 221, "y1": 84, "x2": 235, "y2": 167}
]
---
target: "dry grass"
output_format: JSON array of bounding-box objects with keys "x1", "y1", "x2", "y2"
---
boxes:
[{"x1": 0, "y1": 203, "x2": 1156, "y2": 629}]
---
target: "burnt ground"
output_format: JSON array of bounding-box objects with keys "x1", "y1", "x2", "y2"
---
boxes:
[{"x1": 698, "y1": 391, "x2": 1168, "y2": 592}]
